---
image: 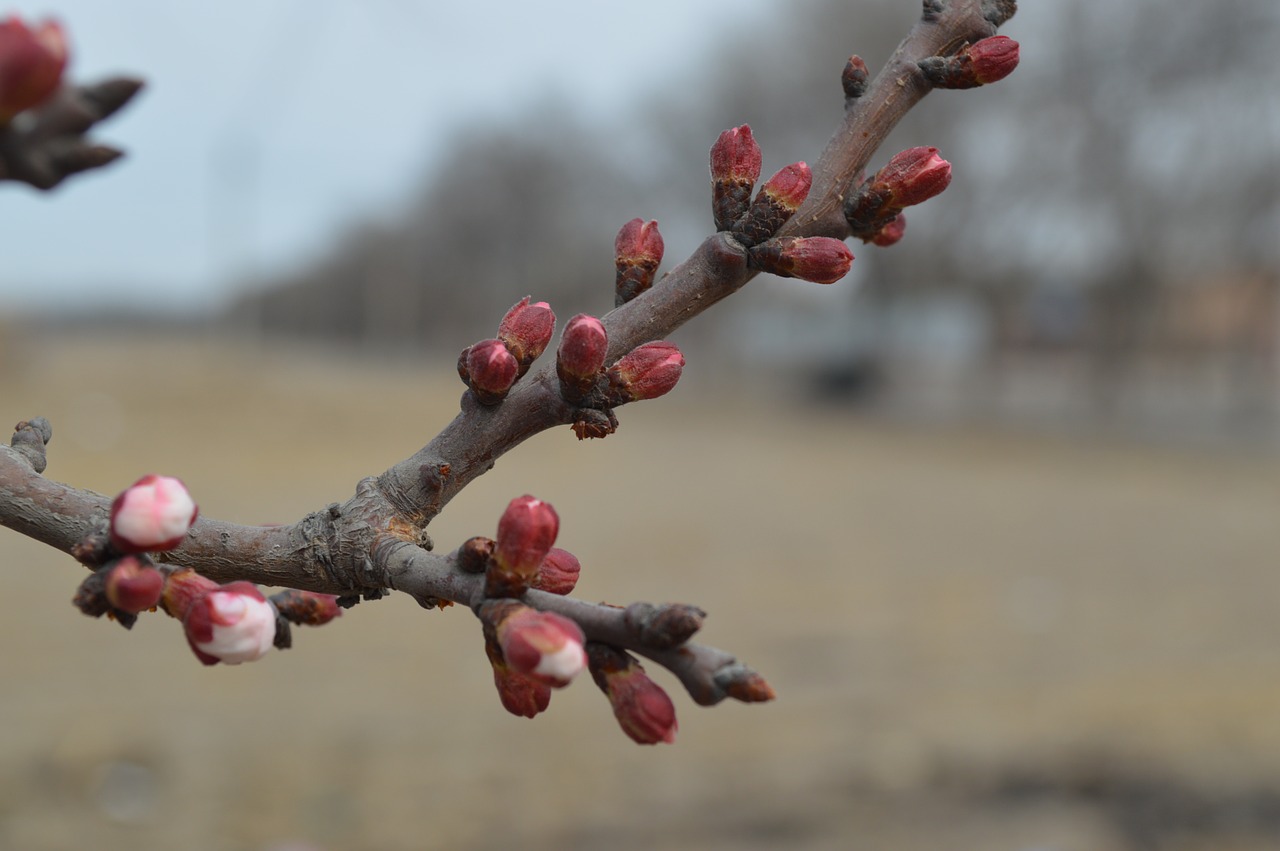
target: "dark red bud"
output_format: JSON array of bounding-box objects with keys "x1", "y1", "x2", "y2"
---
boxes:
[
  {"x1": 103, "y1": 556, "x2": 164, "y2": 614},
  {"x1": 869, "y1": 213, "x2": 907, "y2": 247},
  {"x1": 587, "y1": 644, "x2": 678, "y2": 745},
  {"x1": 919, "y1": 36, "x2": 1020, "y2": 89},
  {"x1": 0, "y1": 17, "x2": 68, "y2": 121},
  {"x1": 842, "y1": 55, "x2": 870, "y2": 99},
  {"x1": 556, "y1": 314, "x2": 608, "y2": 401},
  {"x1": 709, "y1": 125, "x2": 762, "y2": 185},
  {"x1": 875, "y1": 147, "x2": 951, "y2": 207},
  {"x1": 749, "y1": 236, "x2": 854, "y2": 285},
  {"x1": 494, "y1": 495, "x2": 559, "y2": 580},
  {"x1": 532, "y1": 547, "x2": 581, "y2": 596},
  {"x1": 606, "y1": 341, "x2": 685, "y2": 403},
  {"x1": 465, "y1": 338, "x2": 519, "y2": 405},
  {"x1": 497, "y1": 297, "x2": 555, "y2": 370},
  {"x1": 615, "y1": 219, "x2": 664, "y2": 306},
  {"x1": 731, "y1": 162, "x2": 812, "y2": 247}
]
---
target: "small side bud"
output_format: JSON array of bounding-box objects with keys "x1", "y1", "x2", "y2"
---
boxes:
[
  {"x1": 919, "y1": 36, "x2": 1020, "y2": 89},
  {"x1": 109, "y1": 475, "x2": 198, "y2": 554},
  {"x1": 531, "y1": 547, "x2": 581, "y2": 596},
  {"x1": 842, "y1": 55, "x2": 869, "y2": 100},
  {"x1": 731, "y1": 162, "x2": 812, "y2": 247},
  {"x1": 464, "y1": 339, "x2": 519, "y2": 406},
  {"x1": 749, "y1": 236, "x2": 854, "y2": 285},
  {"x1": 458, "y1": 536, "x2": 496, "y2": 574},
  {"x1": 271, "y1": 590, "x2": 343, "y2": 626},
  {"x1": 103, "y1": 556, "x2": 164, "y2": 614},
  {"x1": 483, "y1": 601, "x2": 587, "y2": 688},
  {"x1": 587, "y1": 644, "x2": 678, "y2": 745},
  {"x1": 556, "y1": 314, "x2": 608, "y2": 403},
  {"x1": 869, "y1": 213, "x2": 907, "y2": 247},
  {"x1": 485, "y1": 632, "x2": 552, "y2": 718},
  {"x1": 605, "y1": 341, "x2": 685, "y2": 404},
  {"x1": 0, "y1": 16, "x2": 68, "y2": 122},
  {"x1": 489, "y1": 495, "x2": 559, "y2": 597},
  {"x1": 876, "y1": 146, "x2": 952, "y2": 208},
  {"x1": 497, "y1": 297, "x2": 556, "y2": 374},
  {"x1": 710, "y1": 125, "x2": 763, "y2": 231},
  {"x1": 614, "y1": 219, "x2": 665, "y2": 306}
]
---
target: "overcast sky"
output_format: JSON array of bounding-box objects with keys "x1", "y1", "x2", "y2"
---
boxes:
[{"x1": 1, "y1": 0, "x2": 780, "y2": 313}]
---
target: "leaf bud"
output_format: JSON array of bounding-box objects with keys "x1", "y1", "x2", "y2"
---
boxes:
[{"x1": 842, "y1": 54, "x2": 869, "y2": 99}]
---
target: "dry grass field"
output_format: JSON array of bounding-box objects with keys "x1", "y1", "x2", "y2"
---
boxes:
[{"x1": 2, "y1": 330, "x2": 1280, "y2": 850}]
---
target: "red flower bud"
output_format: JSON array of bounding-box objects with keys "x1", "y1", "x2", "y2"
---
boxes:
[
  {"x1": 484, "y1": 631, "x2": 552, "y2": 718},
  {"x1": 103, "y1": 556, "x2": 164, "y2": 614},
  {"x1": 710, "y1": 125, "x2": 763, "y2": 232},
  {"x1": 732, "y1": 162, "x2": 812, "y2": 247},
  {"x1": 875, "y1": 147, "x2": 951, "y2": 207},
  {"x1": 109, "y1": 475, "x2": 199, "y2": 554},
  {"x1": 465, "y1": 338, "x2": 518, "y2": 405},
  {"x1": 556, "y1": 314, "x2": 608, "y2": 401},
  {"x1": 494, "y1": 495, "x2": 559, "y2": 580},
  {"x1": 532, "y1": 547, "x2": 581, "y2": 596},
  {"x1": 614, "y1": 218, "x2": 665, "y2": 306},
  {"x1": 587, "y1": 644, "x2": 678, "y2": 745},
  {"x1": 497, "y1": 297, "x2": 555, "y2": 371},
  {"x1": 842, "y1": 54, "x2": 870, "y2": 99},
  {"x1": 869, "y1": 213, "x2": 907, "y2": 247},
  {"x1": 271, "y1": 589, "x2": 343, "y2": 626},
  {"x1": 749, "y1": 236, "x2": 854, "y2": 285},
  {"x1": 0, "y1": 16, "x2": 68, "y2": 121},
  {"x1": 606, "y1": 341, "x2": 685, "y2": 403},
  {"x1": 919, "y1": 36, "x2": 1020, "y2": 89},
  {"x1": 489, "y1": 604, "x2": 587, "y2": 688}
]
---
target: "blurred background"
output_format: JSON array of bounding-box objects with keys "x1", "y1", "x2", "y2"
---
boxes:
[{"x1": 3, "y1": 1, "x2": 1280, "y2": 849}]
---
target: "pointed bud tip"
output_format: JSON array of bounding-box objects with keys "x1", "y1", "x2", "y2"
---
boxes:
[{"x1": 710, "y1": 124, "x2": 763, "y2": 184}]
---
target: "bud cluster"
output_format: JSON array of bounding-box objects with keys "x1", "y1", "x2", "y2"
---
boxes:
[
  {"x1": 0, "y1": 15, "x2": 68, "y2": 122},
  {"x1": 458, "y1": 297, "x2": 556, "y2": 406},
  {"x1": 918, "y1": 36, "x2": 1020, "y2": 90},
  {"x1": 614, "y1": 218, "x2": 665, "y2": 307},
  {"x1": 844, "y1": 146, "x2": 952, "y2": 242}
]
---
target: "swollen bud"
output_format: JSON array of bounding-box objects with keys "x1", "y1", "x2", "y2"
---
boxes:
[
  {"x1": 876, "y1": 146, "x2": 952, "y2": 207},
  {"x1": 485, "y1": 631, "x2": 552, "y2": 718},
  {"x1": 556, "y1": 314, "x2": 608, "y2": 402},
  {"x1": 532, "y1": 547, "x2": 581, "y2": 596},
  {"x1": 731, "y1": 161, "x2": 812, "y2": 248},
  {"x1": 109, "y1": 475, "x2": 198, "y2": 554},
  {"x1": 497, "y1": 297, "x2": 555, "y2": 374},
  {"x1": 605, "y1": 341, "x2": 685, "y2": 404},
  {"x1": 749, "y1": 236, "x2": 854, "y2": 285},
  {"x1": 464, "y1": 338, "x2": 519, "y2": 405},
  {"x1": 587, "y1": 644, "x2": 678, "y2": 745},
  {"x1": 0, "y1": 16, "x2": 68, "y2": 122},
  {"x1": 709, "y1": 125, "x2": 763, "y2": 231},
  {"x1": 919, "y1": 36, "x2": 1020, "y2": 89},
  {"x1": 483, "y1": 601, "x2": 587, "y2": 688},
  {"x1": 164, "y1": 570, "x2": 276, "y2": 667},
  {"x1": 869, "y1": 213, "x2": 907, "y2": 247},
  {"x1": 842, "y1": 54, "x2": 869, "y2": 100},
  {"x1": 614, "y1": 219, "x2": 665, "y2": 306},
  {"x1": 489, "y1": 495, "x2": 559, "y2": 597},
  {"x1": 271, "y1": 590, "x2": 343, "y2": 626},
  {"x1": 103, "y1": 556, "x2": 164, "y2": 614}
]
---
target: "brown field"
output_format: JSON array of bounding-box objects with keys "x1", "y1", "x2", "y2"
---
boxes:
[{"x1": 3, "y1": 331, "x2": 1280, "y2": 850}]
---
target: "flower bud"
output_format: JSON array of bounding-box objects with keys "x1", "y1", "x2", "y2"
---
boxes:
[
  {"x1": 842, "y1": 54, "x2": 869, "y2": 99},
  {"x1": 103, "y1": 556, "x2": 164, "y2": 614},
  {"x1": 497, "y1": 297, "x2": 555, "y2": 373},
  {"x1": 109, "y1": 475, "x2": 199, "y2": 554},
  {"x1": 869, "y1": 213, "x2": 907, "y2": 247},
  {"x1": 493, "y1": 495, "x2": 559, "y2": 583},
  {"x1": 614, "y1": 218, "x2": 664, "y2": 306},
  {"x1": 731, "y1": 162, "x2": 812, "y2": 247},
  {"x1": 271, "y1": 589, "x2": 342, "y2": 626},
  {"x1": 464, "y1": 338, "x2": 519, "y2": 405},
  {"x1": 485, "y1": 632, "x2": 552, "y2": 718},
  {"x1": 587, "y1": 644, "x2": 678, "y2": 745},
  {"x1": 556, "y1": 314, "x2": 608, "y2": 402},
  {"x1": 918, "y1": 36, "x2": 1020, "y2": 89},
  {"x1": 749, "y1": 236, "x2": 854, "y2": 285},
  {"x1": 532, "y1": 547, "x2": 581, "y2": 596},
  {"x1": 606, "y1": 341, "x2": 685, "y2": 403},
  {"x1": 709, "y1": 125, "x2": 763, "y2": 231},
  {"x1": 181, "y1": 580, "x2": 277, "y2": 666},
  {"x1": 875, "y1": 146, "x2": 951, "y2": 208},
  {"x1": 0, "y1": 16, "x2": 68, "y2": 122},
  {"x1": 485, "y1": 602, "x2": 587, "y2": 688}
]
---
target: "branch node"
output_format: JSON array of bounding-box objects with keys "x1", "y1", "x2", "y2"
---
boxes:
[{"x1": 10, "y1": 417, "x2": 52, "y2": 473}]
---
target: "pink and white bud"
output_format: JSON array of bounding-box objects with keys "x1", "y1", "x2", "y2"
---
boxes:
[
  {"x1": 606, "y1": 341, "x2": 685, "y2": 403},
  {"x1": 556, "y1": 314, "x2": 608, "y2": 400},
  {"x1": 875, "y1": 147, "x2": 951, "y2": 207},
  {"x1": 103, "y1": 556, "x2": 164, "y2": 614},
  {"x1": 495, "y1": 607, "x2": 587, "y2": 688},
  {"x1": 869, "y1": 213, "x2": 907, "y2": 247},
  {"x1": 109, "y1": 475, "x2": 198, "y2": 554},
  {"x1": 465, "y1": 338, "x2": 519, "y2": 405},
  {"x1": 750, "y1": 236, "x2": 854, "y2": 285},
  {"x1": 181, "y1": 580, "x2": 276, "y2": 666},
  {"x1": 532, "y1": 547, "x2": 581, "y2": 596},
  {"x1": 494, "y1": 495, "x2": 559, "y2": 580},
  {"x1": 587, "y1": 644, "x2": 678, "y2": 745},
  {"x1": 0, "y1": 16, "x2": 68, "y2": 121},
  {"x1": 497, "y1": 297, "x2": 556, "y2": 369}
]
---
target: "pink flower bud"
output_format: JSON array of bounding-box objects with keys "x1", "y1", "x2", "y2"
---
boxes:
[
  {"x1": 732, "y1": 162, "x2": 812, "y2": 247},
  {"x1": 497, "y1": 297, "x2": 555, "y2": 370},
  {"x1": 495, "y1": 606, "x2": 587, "y2": 688},
  {"x1": 181, "y1": 580, "x2": 276, "y2": 666},
  {"x1": 494, "y1": 495, "x2": 559, "y2": 580},
  {"x1": 103, "y1": 556, "x2": 164, "y2": 614},
  {"x1": 615, "y1": 219, "x2": 665, "y2": 306},
  {"x1": 0, "y1": 16, "x2": 68, "y2": 121},
  {"x1": 587, "y1": 644, "x2": 678, "y2": 745},
  {"x1": 842, "y1": 54, "x2": 870, "y2": 99},
  {"x1": 874, "y1": 147, "x2": 951, "y2": 207},
  {"x1": 710, "y1": 125, "x2": 764, "y2": 232},
  {"x1": 485, "y1": 634, "x2": 552, "y2": 718},
  {"x1": 556, "y1": 314, "x2": 608, "y2": 401},
  {"x1": 919, "y1": 36, "x2": 1020, "y2": 89},
  {"x1": 532, "y1": 547, "x2": 581, "y2": 596},
  {"x1": 869, "y1": 213, "x2": 907, "y2": 247},
  {"x1": 109, "y1": 475, "x2": 198, "y2": 554},
  {"x1": 465, "y1": 338, "x2": 519, "y2": 405},
  {"x1": 749, "y1": 236, "x2": 854, "y2": 285},
  {"x1": 606, "y1": 341, "x2": 685, "y2": 403}
]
